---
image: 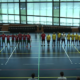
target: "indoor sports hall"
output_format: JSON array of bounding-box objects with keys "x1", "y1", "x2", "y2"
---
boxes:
[{"x1": 0, "y1": 0, "x2": 80, "y2": 80}]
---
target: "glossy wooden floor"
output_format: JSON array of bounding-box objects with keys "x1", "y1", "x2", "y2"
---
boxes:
[{"x1": 0, "y1": 33, "x2": 80, "y2": 80}]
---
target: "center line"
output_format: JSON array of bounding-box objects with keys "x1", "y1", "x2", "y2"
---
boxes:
[
  {"x1": 62, "y1": 46, "x2": 73, "y2": 64},
  {"x1": 5, "y1": 42, "x2": 19, "y2": 65}
]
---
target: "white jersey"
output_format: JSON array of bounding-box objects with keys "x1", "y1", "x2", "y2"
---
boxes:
[
  {"x1": 28, "y1": 78, "x2": 38, "y2": 80},
  {"x1": 57, "y1": 77, "x2": 67, "y2": 80},
  {"x1": 61, "y1": 34, "x2": 66, "y2": 39}
]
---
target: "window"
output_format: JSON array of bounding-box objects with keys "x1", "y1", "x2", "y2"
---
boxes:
[
  {"x1": 20, "y1": 3, "x2": 26, "y2": 15},
  {"x1": 20, "y1": 0, "x2": 26, "y2": 2},
  {"x1": 47, "y1": 3, "x2": 52, "y2": 16},
  {"x1": 27, "y1": 3, "x2": 33, "y2": 15},
  {"x1": 34, "y1": 3, "x2": 40, "y2": 15},
  {"x1": 34, "y1": 16, "x2": 40, "y2": 24},
  {"x1": 53, "y1": 18, "x2": 59, "y2": 25},
  {"x1": 53, "y1": 3, "x2": 59, "y2": 17},
  {"x1": 73, "y1": 19, "x2": 79, "y2": 26},
  {"x1": 60, "y1": 18, "x2": 66, "y2": 26},
  {"x1": 27, "y1": 16, "x2": 34, "y2": 24},
  {"x1": 14, "y1": 3, "x2": 19, "y2": 14},
  {"x1": 1, "y1": 3, "x2": 8, "y2": 14},
  {"x1": 8, "y1": 0, "x2": 14, "y2": 2},
  {"x1": 15, "y1": 15, "x2": 20, "y2": 23},
  {"x1": 2, "y1": 15, "x2": 8, "y2": 23},
  {"x1": 66, "y1": 18, "x2": 72, "y2": 26},
  {"x1": 46, "y1": 17, "x2": 52, "y2": 25},
  {"x1": 40, "y1": 17, "x2": 46, "y2": 25},
  {"x1": 21, "y1": 16, "x2": 26, "y2": 24},
  {"x1": 40, "y1": 3, "x2": 47, "y2": 16},
  {"x1": 60, "y1": 2, "x2": 66, "y2": 17},
  {"x1": 8, "y1": 3, "x2": 14, "y2": 14},
  {"x1": 66, "y1": 3, "x2": 73, "y2": 17},
  {"x1": 73, "y1": 2, "x2": 80, "y2": 18},
  {"x1": 9, "y1": 15, "x2": 14, "y2": 23}
]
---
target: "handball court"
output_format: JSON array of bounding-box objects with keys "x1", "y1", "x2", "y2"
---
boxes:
[{"x1": 0, "y1": 33, "x2": 80, "y2": 80}]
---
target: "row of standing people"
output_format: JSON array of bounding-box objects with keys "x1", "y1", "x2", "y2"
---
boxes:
[
  {"x1": 0, "y1": 32, "x2": 80, "y2": 47},
  {"x1": 41, "y1": 32, "x2": 80, "y2": 46},
  {"x1": 0, "y1": 32, "x2": 31, "y2": 47}
]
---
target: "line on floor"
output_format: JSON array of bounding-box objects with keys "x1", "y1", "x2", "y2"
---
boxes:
[
  {"x1": 62, "y1": 46, "x2": 73, "y2": 64},
  {"x1": 0, "y1": 68, "x2": 78, "y2": 71},
  {"x1": 72, "y1": 44, "x2": 80, "y2": 53},
  {"x1": 5, "y1": 43, "x2": 19, "y2": 65},
  {"x1": 23, "y1": 63, "x2": 54, "y2": 65},
  {"x1": 0, "y1": 45, "x2": 6, "y2": 52},
  {"x1": 0, "y1": 57, "x2": 80, "y2": 59},
  {"x1": 0, "y1": 52, "x2": 78, "y2": 54},
  {"x1": 0, "y1": 76, "x2": 77, "y2": 78}
]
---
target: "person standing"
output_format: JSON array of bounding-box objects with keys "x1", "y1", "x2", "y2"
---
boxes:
[
  {"x1": 26, "y1": 33, "x2": 31, "y2": 47},
  {"x1": 0, "y1": 33, "x2": 6, "y2": 47},
  {"x1": 52, "y1": 32, "x2": 56, "y2": 46},
  {"x1": 41, "y1": 32, "x2": 46, "y2": 46},
  {"x1": 61, "y1": 32, "x2": 66, "y2": 46},
  {"x1": 15, "y1": 34, "x2": 18, "y2": 46},
  {"x1": 71, "y1": 33, "x2": 75, "y2": 45},
  {"x1": 28, "y1": 73, "x2": 37, "y2": 80},
  {"x1": 57, "y1": 72, "x2": 67, "y2": 80},
  {"x1": 46, "y1": 34, "x2": 51, "y2": 46},
  {"x1": 75, "y1": 33, "x2": 79, "y2": 46},
  {"x1": 57, "y1": 32, "x2": 61, "y2": 46},
  {"x1": 67, "y1": 32, "x2": 71, "y2": 46},
  {"x1": 78, "y1": 35, "x2": 80, "y2": 46},
  {"x1": 6, "y1": 35, "x2": 11, "y2": 47},
  {"x1": 22, "y1": 33, "x2": 26, "y2": 46},
  {"x1": 11, "y1": 34, "x2": 15, "y2": 46},
  {"x1": 18, "y1": 32, "x2": 22, "y2": 45}
]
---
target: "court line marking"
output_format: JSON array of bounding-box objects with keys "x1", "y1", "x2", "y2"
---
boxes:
[
  {"x1": 0, "y1": 57, "x2": 80, "y2": 59},
  {"x1": 5, "y1": 43, "x2": 19, "y2": 65},
  {"x1": 72, "y1": 44, "x2": 80, "y2": 53},
  {"x1": 0, "y1": 44, "x2": 6, "y2": 52},
  {"x1": 38, "y1": 34, "x2": 40, "y2": 80},
  {"x1": 0, "y1": 52, "x2": 79, "y2": 54},
  {"x1": 0, "y1": 76, "x2": 77, "y2": 78},
  {"x1": 62, "y1": 46, "x2": 73, "y2": 64},
  {"x1": 23, "y1": 63, "x2": 54, "y2": 65}
]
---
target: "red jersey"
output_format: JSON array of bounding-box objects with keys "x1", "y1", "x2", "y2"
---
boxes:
[
  {"x1": 7, "y1": 35, "x2": 10, "y2": 40},
  {"x1": 27, "y1": 35, "x2": 31, "y2": 40},
  {"x1": 18, "y1": 34, "x2": 22, "y2": 40},
  {"x1": 23, "y1": 35, "x2": 26, "y2": 40},
  {"x1": 41, "y1": 33, "x2": 46, "y2": 39},
  {"x1": 11, "y1": 35, "x2": 15, "y2": 40},
  {"x1": 15, "y1": 36, "x2": 18, "y2": 41},
  {"x1": 0, "y1": 35, "x2": 6, "y2": 40}
]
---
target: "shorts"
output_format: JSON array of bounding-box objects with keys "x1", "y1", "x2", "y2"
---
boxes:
[
  {"x1": 7, "y1": 40, "x2": 10, "y2": 43},
  {"x1": 42, "y1": 39, "x2": 45, "y2": 41},
  {"x1": 19, "y1": 40, "x2": 22, "y2": 42},
  {"x1": 12, "y1": 40, "x2": 14, "y2": 42},
  {"x1": 23, "y1": 40, "x2": 26, "y2": 42},
  {"x1": 75, "y1": 40, "x2": 78, "y2": 41},
  {"x1": 67, "y1": 40, "x2": 70, "y2": 42},
  {"x1": 16, "y1": 40, "x2": 18, "y2": 42},
  {"x1": 72, "y1": 40, "x2": 74, "y2": 42},
  {"x1": 2, "y1": 40, "x2": 5, "y2": 42},
  {"x1": 27, "y1": 40, "x2": 30, "y2": 43},
  {"x1": 53, "y1": 40, "x2": 55, "y2": 42},
  {"x1": 47, "y1": 40, "x2": 50, "y2": 43},
  {"x1": 62, "y1": 39, "x2": 65, "y2": 42},
  {"x1": 57, "y1": 38, "x2": 60, "y2": 41}
]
